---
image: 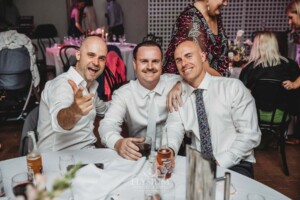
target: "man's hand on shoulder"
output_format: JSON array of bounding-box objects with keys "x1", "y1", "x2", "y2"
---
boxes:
[{"x1": 114, "y1": 137, "x2": 144, "y2": 160}]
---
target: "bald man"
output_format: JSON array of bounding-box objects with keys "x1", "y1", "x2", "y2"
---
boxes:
[
  {"x1": 37, "y1": 36, "x2": 108, "y2": 152},
  {"x1": 164, "y1": 40, "x2": 261, "y2": 178}
]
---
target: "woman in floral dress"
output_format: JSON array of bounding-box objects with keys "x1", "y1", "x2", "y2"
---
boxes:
[{"x1": 164, "y1": 0, "x2": 230, "y2": 77}]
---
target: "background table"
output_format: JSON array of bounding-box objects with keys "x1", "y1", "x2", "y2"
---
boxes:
[
  {"x1": 46, "y1": 42, "x2": 136, "y2": 81},
  {"x1": 0, "y1": 149, "x2": 290, "y2": 200}
]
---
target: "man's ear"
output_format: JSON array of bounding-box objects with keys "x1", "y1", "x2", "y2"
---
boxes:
[
  {"x1": 133, "y1": 59, "x2": 137, "y2": 71},
  {"x1": 200, "y1": 51, "x2": 207, "y2": 63},
  {"x1": 75, "y1": 51, "x2": 80, "y2": 61}
]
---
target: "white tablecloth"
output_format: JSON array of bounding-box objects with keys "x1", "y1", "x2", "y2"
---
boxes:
[
  {"x1": 0, "y1": 148, "x2": 290, "y2": 200},
  {"x1": 46, "y1": 42, "x2": 136, "y2": 80}
]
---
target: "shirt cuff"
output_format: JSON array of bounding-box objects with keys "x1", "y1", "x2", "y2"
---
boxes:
[
  {"x1": 106, "y1": 134, "x2": 123, "y2": 150},
  {"x1": 214, "y1": 151, "x2": 241, "y2": 168}
]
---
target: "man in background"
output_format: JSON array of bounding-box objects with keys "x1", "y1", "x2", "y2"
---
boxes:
[{"x1": 105, "y1": 0, "x2": 124, "y2": 40}]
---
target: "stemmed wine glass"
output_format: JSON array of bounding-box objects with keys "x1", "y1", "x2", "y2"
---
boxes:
[
  {"x1": 11, "y1": 172, "x2": 34, "y2": 198},
  {"x1": 59, "y1": 154, "x2": 75, "y2": 176}
]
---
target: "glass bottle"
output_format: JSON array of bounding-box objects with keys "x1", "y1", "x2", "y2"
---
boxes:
[
  {"x1": 26, "y1": 131, "x2": 43, "y2": 175},
  {"x1": 156, "y1": 128, "x2": 172, "y2": 179}
]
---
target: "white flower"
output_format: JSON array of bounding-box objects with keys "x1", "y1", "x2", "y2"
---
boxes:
[
  {"x1": 234, "y1": 30, "x2": 245, "y2": 45},
  {"x1": 243, "y1": 39, "x2": 253, "y2": 46}
]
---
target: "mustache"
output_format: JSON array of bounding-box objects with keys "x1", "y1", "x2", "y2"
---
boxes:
[{"x1": 142, "y1": 68, "x2": 158, "y2": 73}]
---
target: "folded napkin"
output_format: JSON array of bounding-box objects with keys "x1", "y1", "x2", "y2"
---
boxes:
[{"x1": 72, "y1": 157, "x2": 146, "y2": 200}]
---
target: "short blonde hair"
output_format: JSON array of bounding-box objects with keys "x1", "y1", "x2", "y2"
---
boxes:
[{"x1": 248, "y1": 31, "x2": 288, "y2": 68}]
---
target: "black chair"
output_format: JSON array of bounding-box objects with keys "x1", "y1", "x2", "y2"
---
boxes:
[
  {"x1": 19, "y1": 106, "x2": 39, "y2": 156},
  {"x1": 252, "y1": 79, "x2": 292, "y2": 176},
  {"x1": 143, "y1": 33, "x2": 163, "y2": 46},
  {"x1": 0, "y1": 47, "x2": 34, "y2": 122},
  {"x1": 59, "y1": 45, "x2": 80, "y2": 72}
]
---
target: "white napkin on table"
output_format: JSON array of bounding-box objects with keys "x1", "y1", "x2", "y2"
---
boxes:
[{"x1": 72, "y1": 157, "x2": 146, "y2": 200}]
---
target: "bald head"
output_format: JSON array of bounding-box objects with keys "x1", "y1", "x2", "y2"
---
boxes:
[
  {"x1": 174, "y1": 40, "x2": 206, "y2": 88},
  {"x1": 75, "y1": 36, "x2": 107, "y2": 88},
  {"x1": 80, "y1": 36, "x2": 107, "y2": 53}
]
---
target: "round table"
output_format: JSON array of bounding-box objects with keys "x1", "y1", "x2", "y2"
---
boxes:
[{"x1": 0, "y1": 148, "x2": 290, "y2": 200}]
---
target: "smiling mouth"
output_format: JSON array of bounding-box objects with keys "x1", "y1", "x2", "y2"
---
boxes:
[{"x1": 88, "y1": 67, "x2": 99, "y2": 76}]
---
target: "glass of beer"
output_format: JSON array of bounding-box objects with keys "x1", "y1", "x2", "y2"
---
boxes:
[{"x1": 134, "y1": 136, "x2": 152, "y2": 159}]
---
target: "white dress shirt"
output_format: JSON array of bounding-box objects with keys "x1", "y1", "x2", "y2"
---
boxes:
[
  {"x1": 99, "y1": 74, "x2": 181, "y2": 150},
  {"x1": 165, "y1": 73, "x2": 261, "y2": 168},
  {"x1": 37, "y1": 67, "x2": 107, "y2": 152}
]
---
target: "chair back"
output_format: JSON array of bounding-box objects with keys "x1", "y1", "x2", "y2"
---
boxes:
[
  {"x1": 33, "y1": 24, "x2": 58, "y2": 63},
  {"x1": 59, "y1": 45, "x2": 80, "y2": 72},
  {"x1": 143, "y1": 33, "x2": 163, "y2": 46},
  {"x1": 98, "y1": 50, "x2": 126, "y2": 101},
  {"x1": 19, "y1": 106, "x2": 39, "y2": 156},
  {"x1": 252, "y1": 79, "x2": 291, "y2": 130}
]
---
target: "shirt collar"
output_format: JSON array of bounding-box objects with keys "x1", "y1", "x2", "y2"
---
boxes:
[
  {"x1": 184, "y1": 72, "x2": 211, "y2": 97},
  {"x1": 135, "y1": 77, "x2": 164, "y2": 99},
  {"x1": 67, "y1": 67, "x2": 99, "y2": 94}
]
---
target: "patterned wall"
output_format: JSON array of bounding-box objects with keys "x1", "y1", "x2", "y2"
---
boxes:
[{"x1": 148, "y1": 0, "x2": 291, "y2": 52}]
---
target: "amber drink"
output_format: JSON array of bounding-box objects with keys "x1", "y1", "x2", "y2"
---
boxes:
[
  {"x1": 26, "y1": 131, "x2": 43, "y2": 175},
  {"x1": 157, "y1": 148, "x2": 172, "y2": 179}
]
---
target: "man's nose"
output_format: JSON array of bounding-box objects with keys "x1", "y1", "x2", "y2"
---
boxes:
[{"x1": 93, "y1": 58, "x2": 99, "y2": 65}]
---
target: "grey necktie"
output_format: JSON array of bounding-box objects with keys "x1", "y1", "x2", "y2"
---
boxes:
[
  {"x1": 194, "y1": 89, "x2": 214, "y2": 160},
  {"x1": 146, "y1": 91, "x2": 157, "y2": 150}
]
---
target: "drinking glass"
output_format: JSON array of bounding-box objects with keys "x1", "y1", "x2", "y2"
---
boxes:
[
  {"x1": 11, "y1": 172, "x2": 34, "y2": 198},
  {"x1": 59, "y1": 155, "x2": 75, "y2": 176},
  {"x1": 134, "y1": 136, "x2": 152, "y2": 159}
]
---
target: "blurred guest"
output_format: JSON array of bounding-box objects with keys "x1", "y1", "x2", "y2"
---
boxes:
[
  {"x1": 284, "y1": 0, "x2": 300, "y2": 144},
  {"x1": 68, "y1": 0, "x2": 85, "y2": 37},
  {"x1": 239, "y1": 31, "x2": 300, "y2": 145},
  {"x1": 164, "y1": 40, "x2": 261, "y2": 178},
  {"x1": 164, "y1": 0, "x2": 230, "y2": 77},
  {"x1": 99, "y1": 41, "x2": 181, "y2": 160},
  {"x1": 239, "y1": 31, "x2": 299, "y2": 90},
  {"x1": 82, "y1": 0, "x2": 97, "y2": 33},
  {"x1": 105, "y1": 0, "x2": 124, "y2": 40},
  {"x1": 37, "y1": 36, "x2": 108, "y2": 152}
]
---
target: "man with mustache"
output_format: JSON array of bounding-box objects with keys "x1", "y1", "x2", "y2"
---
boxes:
[
  {"x1": 37, "y1": 36, "x2": 108, "y2": 152},
  {"x1": 99, "y1": 40, "x2": 181, "y2": 160},
  {"x1": 164, "y1": 40, "x2": 261, "y2": 178}
]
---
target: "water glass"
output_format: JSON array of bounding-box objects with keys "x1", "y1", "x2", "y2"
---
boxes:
[{"x1": 59, "y1": 155, "x2": 75, "y2": 175}]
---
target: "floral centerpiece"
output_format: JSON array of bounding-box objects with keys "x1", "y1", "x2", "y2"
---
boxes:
[
  {"x1": 16, "y1": 164, "x2": 81, "y2": 200},
  {"x1": 228, "y1": 30, "x2": 252, "y2": 67}
]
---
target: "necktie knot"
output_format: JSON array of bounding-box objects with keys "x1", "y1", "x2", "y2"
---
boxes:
[{"x1": 194, "y1": 89, "x2": 204, "y2": 97}]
